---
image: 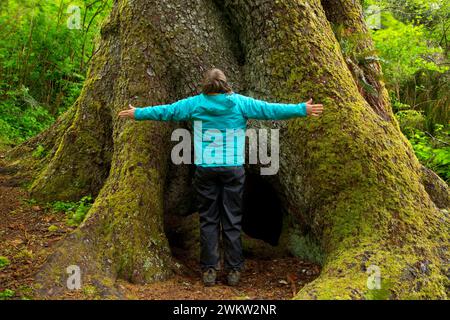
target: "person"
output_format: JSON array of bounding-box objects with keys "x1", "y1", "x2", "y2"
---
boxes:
[{"x1": 118, "y1": 68, "x2": 324, "y2": 286}]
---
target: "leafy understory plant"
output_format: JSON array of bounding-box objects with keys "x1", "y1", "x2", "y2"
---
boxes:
[
  {"x1": 51, "y1": 196, "x2": 93, "y2": 226},
  {"x1": 0, "y1": 289, "x2": 15, "y2": 300},
  {"x1": 0, "y1": 256, "x2": 10, "y2": 269},
  {"x1": 396, "y1": 115, "x2": 450, "y2": 181}
]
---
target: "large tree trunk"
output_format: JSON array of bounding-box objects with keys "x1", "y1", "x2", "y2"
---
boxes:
[{"x1": 6, "y1": 0, "x2": 449, "y2": 299}]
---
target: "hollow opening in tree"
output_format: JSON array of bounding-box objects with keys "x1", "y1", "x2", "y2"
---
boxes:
[{"x1": 242, "y1": 172, "x2": 283, "y2": 246}]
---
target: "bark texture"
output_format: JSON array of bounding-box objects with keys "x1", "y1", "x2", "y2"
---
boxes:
[
  {"x1": 321, "y1": 0, "x2": 393, "y2": 122},
  {"x1": 6, "y1": 0, "x2": 449, "y2": 299}
]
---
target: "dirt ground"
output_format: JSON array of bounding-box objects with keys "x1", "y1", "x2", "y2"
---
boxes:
[{"x1": 0, "y1": 153, "x2": 320, "y2": 300}]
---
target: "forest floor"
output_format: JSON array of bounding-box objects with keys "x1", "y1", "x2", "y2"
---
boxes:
[{"x1": 0, "y1": 151, "x2": 320, "y2": 300}]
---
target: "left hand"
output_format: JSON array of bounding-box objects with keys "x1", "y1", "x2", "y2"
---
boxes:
[
  {"x1": 118, "y1": 104, "x2": 136, "y2": 119},
  {"x1": 306, "y1": 98, "x2": 324, "y2": 117}
]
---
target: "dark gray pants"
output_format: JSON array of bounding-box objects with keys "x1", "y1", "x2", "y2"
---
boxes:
[{"x1": 193, "y1": 165, "x2": 245, "y2": 272}]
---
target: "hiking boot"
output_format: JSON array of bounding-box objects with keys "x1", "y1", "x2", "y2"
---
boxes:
[
  {"x1": 202, "y1": 268, "x2": 216, "y2": 286},
  {"x1": 227, "y1": 269, "x2": 241, "y2": 286}
]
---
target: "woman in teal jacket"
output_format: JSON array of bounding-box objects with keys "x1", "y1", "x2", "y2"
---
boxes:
[{"x1": 119, "y1": 68, "x2": 323, "y2": 286}]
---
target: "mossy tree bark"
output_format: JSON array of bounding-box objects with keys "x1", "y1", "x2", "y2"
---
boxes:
[
  {"x1": 6, "y1": 0, "x2": 448, "y2": 299},
  {"x1": 320, "y1": 0, "x2": 393, "y2": 122}
]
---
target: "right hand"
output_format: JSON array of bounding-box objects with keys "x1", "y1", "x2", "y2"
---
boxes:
[
  {"x1": 306, "y1": 98, "x2": 324, "y2": 117},
  {"x1": 118, "y1": 104, "x2": 136, "y2": 119}
]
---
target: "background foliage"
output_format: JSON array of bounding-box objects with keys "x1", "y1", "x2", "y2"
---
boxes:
[
  {"x1": 363, "y1": 0, "x2": 449, "y2": 181},
  {"x1": 0, "y1": 0, "x2": 111, "y2": 147}
]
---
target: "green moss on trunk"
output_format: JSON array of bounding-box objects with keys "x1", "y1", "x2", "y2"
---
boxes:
[{"x1": 223, "y1": 0, "x2": 449, "y2": 299}]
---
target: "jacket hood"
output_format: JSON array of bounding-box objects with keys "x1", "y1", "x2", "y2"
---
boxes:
[{"x1": 198, "y1": 93, "x2": 236, "y2": 115}]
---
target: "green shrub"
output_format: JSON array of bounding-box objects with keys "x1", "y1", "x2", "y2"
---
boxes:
[
  {"x1": 0, "y1": 289, "x2": 15, "y2": 300},
  {"x1": 0, "y1": 256, "x2": 10, "y2": 269},
  {"x1": 405, "y1": 124, "x2": 450, "y2": 182},
  {"x1": 0, "y1": 0, "x2": 112, "y2": 148},
  {"x1": 0, "y1": 93, "x2": 55, "y2": 145},
  {"x1": 69, "y1": 196, "x2": 93, "y2": 226},
  {"x1": 52, "y1": 200, "x2": 77, "y2": 213},
  {"x1": 396, "y1": 109, "x2": 426, "y2": 135},
  {"x1": 371, "y1": 11, "x2": 448, "y2": 98},
  {"x1": 52, "y1": 195, "x2": 93, "y2": 226}
]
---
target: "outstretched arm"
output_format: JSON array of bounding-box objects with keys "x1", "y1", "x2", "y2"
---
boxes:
[
  {"x1": 118, "y1": 96, "x2": 197, "y2": 121},
  {"x1": 238, "y1": 95, "x2": 323, "y2": 120}
]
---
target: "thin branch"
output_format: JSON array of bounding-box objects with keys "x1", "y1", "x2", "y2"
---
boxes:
[{"x1": 424, "y1": 131, "x2": 450, "y2": 146}]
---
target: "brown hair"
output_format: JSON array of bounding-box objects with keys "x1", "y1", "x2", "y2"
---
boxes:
[{"x1": 201, "y1": 68, "x2": 233, "y2": 94}]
